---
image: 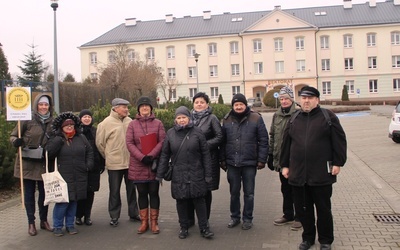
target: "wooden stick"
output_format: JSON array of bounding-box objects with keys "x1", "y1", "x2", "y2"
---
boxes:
[{"x1": 17, "y1": 120, "x2": 25, "y2": 209}]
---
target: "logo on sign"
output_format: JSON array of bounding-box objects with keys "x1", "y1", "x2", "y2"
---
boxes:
[{"x1": 7, "y1": 88, "x2": 30, "y2": 110}]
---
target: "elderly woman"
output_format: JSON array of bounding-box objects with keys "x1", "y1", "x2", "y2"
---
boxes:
[
  {"x1": 46, "y1": 112, "x2": 94, "y2": 236},
  {"x1": 156, "y1": 106, "x2": 214, "y2": 239},
  {"x1": 126, "y1": 96, "x2": 166, "y2": 234},
  {"x1": 187, "y1": 92, "x2": 223, "y2": 227}
]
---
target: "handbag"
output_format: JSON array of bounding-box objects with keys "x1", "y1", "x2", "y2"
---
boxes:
[
  {"x1": 42, "y1": 151, "x2": 69, "y2": 205},
  {"x1": 21, "y1": 147, "x2": 44, "y2": 160},
  {"x1": 151, "y1": 158, "x2": 158, "y2": 173},
  {"x1": 163, "y1": 130, "x2": 191, "y2": 181}
]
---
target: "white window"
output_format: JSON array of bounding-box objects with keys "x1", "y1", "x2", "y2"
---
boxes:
[
  {"x1": 368, "y1": 57, "x2": 377, "y2": 69},
  {"x1": 230, "y1": 41, "x2": 239, "y2": 54},
  {"x1": 167, "y1": 68, "x2": 176, "y2": 79},
  {"x1": 127, "y1": 49, "x2": 135, "y2": 61},
  {"x1": 209, "y1": 65, "x2": 218, "y2": 77},
  {"x1": 90, "y1": 73, "x2": 98, "y2": 80},
  {"x1": 188, "y1": 67, "x2": 197, "y2": 78},
  {"x1": 146, "y1": 47, "x2": 155, "y2": 60},
  {"x1": 296, "y1": 60, "x2": 306, "y2": 72},
  {"x1": 275, "y1": 61, "x2": 284, "y2": 73},
  {"x1": 391, "y1": 32, "x2": 400, "y2": 45},
  {"x1": 208, "y1": 43, "x2": 217, "y2": 56},
  {"x1": 322, "y1": 81, "x2": 331, "y2": 95},
  {"x1": 231, "y1": 64, "x2": 240, "y2": 76},
  {"x1": 189, "y1": 88, "x2": 197, "y2": 98},
  {"x1": 253, "y1": 39, "x2": 262, "y2": 53},
  {"x1": 322, "y1": 59, "x2": 330, "y2": 71},
  {"x1": 274, "y1": 38, "x2": 283, "y2": 52},
  {"x1": 392, "y1": 56, "x2": 400, "y2": 68},
  {"x1": 169, "y1": 89, "x2": 177, "y2": 100},
  {"x1": 90, "y1": 52, "x2": 97, "y2": 64},
  {"x1": 344, "y1": 35, "x2": 353, "y2": 48},
  {"x1": 393, "y1": 79, "x2": 400, "y2": 92},
  {"x1": 187, "y1": 45, "x2": 196, "y2": 57},
  {"x1": 320, "y1": 36, "x2": 329, "y2": 49},
  {"x1": 296, "y1": 37, "x2": 305, "y2": 50},
  {"x1": 108, "y1": 51, "x2": 116, "y2": 64},
  {"x1": 367, "y1": 33, "x2": 376, "y2": 47},
  {"x1": 210, "y1": 87, "x2": 219, "y2": 99},
  {"x1": 369, "y1": 79, "x2": 378, "y2": 93},
  {"x1": 345, "y1": 58, "x2": 353, "y2": 70},
  {"x1": 254, "y1": 62, "x2": 263, "y2": 74},
  {"x1": 346, "y1": 80, "x2": 355, "y2": 94},
  {"x1": 232, "y1": 86, "x2": 240, "y2": 95},
  {"x1": 167, "y1": 46, "x2": 175, "y2": 59}
]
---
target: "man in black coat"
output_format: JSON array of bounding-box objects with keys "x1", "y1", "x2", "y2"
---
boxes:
[{"x1": 280, "y1": 86, "x2": 347, "y2": 250}]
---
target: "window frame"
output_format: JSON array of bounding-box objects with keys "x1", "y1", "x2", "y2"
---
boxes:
[
  {"x1": 230, "y1": 41, "x2": 239, "y2": 54},
  {"x1": 146, "y1": 47, "x2": 155, "y2": 60},
  {"x1": 296, "y1": 37, "x2": 305, "y2": 50},
  {"x1": 254, "y1": 62, "x2": 263, "y2": 74},
  {"x1": 209, "y1": 65, "x2": 218, "y2": 77},
  {"x1": 187, "y1": 45, "x2": 196, "y2": 57},
  {"x1": 296, "y1": 60, "x2": 306, "y2": 72},
  {"x1": 320, "y1": 36, "x2": 330, "y2": 49},
  {"x1": 167, "y1": 46, "x2": 175, "y2": 59},
  {"x1": 210, "y1": 87, "x2": 219, "y2": 99},
  {"x1": 208, "y1": 43, "x2": 217, "y2": 56},
  {"x1": 90, "y1": 52, "x2": 97, "y2": 64},
  {"x1": 274, "y1": 38, "x2": 283, "y2": 52},
  {"x1": 321, "y1": 59, "x2": 330, "y2": 71},
  {"x1": 368, "y1": 56, "x2": 377, "y2": 69},
  {"x1": 369, "y1": 79, "x2": 378, "y2": 93},
  {"x1": 391, "y1": 31, "x2": 400, "y2": 45},
  {"x1": 345, "y1": 58, "x2": 354, "y2": 70},
  {"x1": 322, "y1": 81, "x2": 331, "y2": 95},
  {"x1": 231, "y1": 64, "x2": 240, "y2": 76},
  {"x1": 253, "y1": 39, "x2": 262, "y2": 53},
  {"x1": 344, "y1": 34, "x2": 353, "y2": 48},
  {"x1": 392, "y1": 55, "x2": 400, "y2": 68},
  {"x1": 275, "y1": 61, "x2": 284, "y2": 73},
  {"x1": 367, "y1": 33, "x2": 376, "y2": 47},
  {"x1": 346, "y1": 80, "x2": 355, "y2": 94}
]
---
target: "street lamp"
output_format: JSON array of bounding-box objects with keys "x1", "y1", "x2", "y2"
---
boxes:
[
  {"x1": 51, "y1": 0, "x2": 60, "y2": 114},
  {"x1": 194, "y1": 53, "x2": 200, "y2": 93}
]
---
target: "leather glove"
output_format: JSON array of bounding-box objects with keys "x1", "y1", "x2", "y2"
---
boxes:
[
  {"x1": 267, "y1": 154, "x2": 274, "y2": 171},
  {"x1": 220, "y1": 161, "x2": 227, "y2": 172},
  {"x1": 205, "y1": 177, "x2": 212, "y2": 184},
  {"x1": 257, "y1": 162, "x2": 266, "y2": 170},
  {"x1": 12, "y1": 138, "x2": 24, "y2": 147},
  {"x1": 141, "y1": 155, "x2": 153, "y2": 166}
]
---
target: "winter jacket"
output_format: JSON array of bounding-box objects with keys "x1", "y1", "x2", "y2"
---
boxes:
[
  {"x1": 126, "y1": 113, "x2": 166, "y2": 181},
  {"x1": 10, "y1": 94, "x2": 54, "y2": 181},
  {"x1": 268, "y1": 103, "x2": 297, "y2": 171},
  {"x1": 280, "y1": 106, "x2": 347, "y2": 186},
  {"x1": 156, "y1": 125, "x2": 212, "y2": 200},
  {"x1": 81, "y1": 125, "x2": 105, "y2": 192},
  {"x1": 192, "y1": 107, "x2": 223, "y2": 191},
  {"x1": 46, "y1": 132, "x2": 94, "y2": 201},
  {"x1": 221, "y1": 108, "x2": 269, "y2": 167},
  {"x1": 96, "y1": 109, "x2": 132, "y2": 170}
]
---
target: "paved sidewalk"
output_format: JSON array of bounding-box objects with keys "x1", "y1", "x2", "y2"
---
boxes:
[{"x1": 0, "y1": 106, "x2": 399, "y2": 249}]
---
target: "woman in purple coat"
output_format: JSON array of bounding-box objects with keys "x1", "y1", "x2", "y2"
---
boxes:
[{"x1": 126, "y1": 96, "x2": 166, "y2": 234}]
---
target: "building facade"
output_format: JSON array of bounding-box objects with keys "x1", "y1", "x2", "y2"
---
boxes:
[{"x1": 79, "y1": 0, "x2": 400, "y2": 103}]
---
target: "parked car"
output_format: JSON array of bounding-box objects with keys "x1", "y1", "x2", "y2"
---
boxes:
[
  {"x1": 388, "y1": 101, "x2": 400, "y2": 143},
  {"x1": 247, "y1": 97, "x2": 262, "y2": 108}
]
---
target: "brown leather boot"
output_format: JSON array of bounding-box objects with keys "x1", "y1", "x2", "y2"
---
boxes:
[
  {"x1": 28, "y1": 224, "x2": 37, "y2": 236},
  {"x1": 150, "y1": 208, "x2": 160, "y2": 234},
  {"x1": 137, "y1": 209, "x2": 149, "y2": 234},
  {"x1": 40, "y1": 221, "x2": 53, "y2": 232}
]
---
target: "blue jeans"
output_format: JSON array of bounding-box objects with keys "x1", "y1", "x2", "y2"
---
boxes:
[
  {"x1": 24, "y1": 179, "x2": 48, "y2": 224},
  {"x1": 53, "y1": 201, "x2": 77, "y2": 229},
  {"x1": 227, "y1": 165, "x2": 257, "y2": 222}
]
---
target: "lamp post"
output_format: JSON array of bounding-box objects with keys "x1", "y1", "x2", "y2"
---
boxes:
[
  {"x1": 194, "y1": 53, "x2": 200, "y2": 93},
  {"x1": 51, "y1": 0, "x2": 60, "y2": 114}
]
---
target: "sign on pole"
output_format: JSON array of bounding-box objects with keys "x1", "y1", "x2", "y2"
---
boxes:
[{"x1": 6, "y1": 87, "x2": 32, "y2": 121}]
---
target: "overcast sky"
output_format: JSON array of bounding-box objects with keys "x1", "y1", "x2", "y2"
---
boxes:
[{"x1": 1, "y1": 0, "x2": 371, "y2": 81}]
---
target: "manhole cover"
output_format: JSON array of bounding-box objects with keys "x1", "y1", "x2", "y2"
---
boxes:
[{"x1": 374, "y1": 214, "x2": 400, "y2": 223}]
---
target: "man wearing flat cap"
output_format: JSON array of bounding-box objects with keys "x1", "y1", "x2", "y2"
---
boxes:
[
  {"x1": 96, "y1": 98, "x2": 140, "y2": 227},
  {"x1": 280, "y1": 86, "x2": 347, "y2": 250}
]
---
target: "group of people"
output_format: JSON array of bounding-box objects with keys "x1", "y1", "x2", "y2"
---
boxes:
[{"x1": 10, "y1": 86, "x2": 347, "y2": 250}]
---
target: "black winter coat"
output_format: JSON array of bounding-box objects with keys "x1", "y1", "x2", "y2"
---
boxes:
[
  {"x1": 46, "y1": 133, "x2": 94, "y2": 201},
  {"x1": 280, "y1": 106, "x2": 347, "y2": 186},
  {"x1": 192, "y1": 108, "x2": 223, "y2": 190},
  {"x1": 81, "y1": 125, "x2": 105, "y2": 192},
  {"x1": 157, "y1": 125, "x2": 212, "y2": 200}
]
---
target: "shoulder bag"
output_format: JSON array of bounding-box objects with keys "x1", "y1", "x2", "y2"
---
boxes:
[
  {"x1": 42, "y1": 151, "x2": 69, "y2": 205},
  {"x1": 164, "y1": 130, "x2": 190, "y2": 181}
]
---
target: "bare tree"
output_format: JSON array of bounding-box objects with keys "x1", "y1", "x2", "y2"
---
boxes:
[{"x1": 158, "y1": 76, "x2": 182, "y2": 104}]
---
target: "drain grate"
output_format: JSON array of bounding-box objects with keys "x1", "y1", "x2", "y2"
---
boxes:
[{"x1": 374, "y1": 214, "x2": 400, "y2": 223}]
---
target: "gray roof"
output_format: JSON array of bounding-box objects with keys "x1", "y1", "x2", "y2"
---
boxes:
[{"x1": 80, "y1": 1, "x2": 400, "y2": 48}]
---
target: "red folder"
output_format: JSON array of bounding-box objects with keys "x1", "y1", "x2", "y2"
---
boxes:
[{"x1": 140, "y1": 133, "x2": 157, "y2": 155}]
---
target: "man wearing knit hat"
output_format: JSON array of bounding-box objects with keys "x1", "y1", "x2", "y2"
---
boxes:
[
  {"x1": 268, "y1": 86, "x2": 302, "y2": 231},
  {"x1": 220, "y1": 93, "x2": 269, "y2": 230}
]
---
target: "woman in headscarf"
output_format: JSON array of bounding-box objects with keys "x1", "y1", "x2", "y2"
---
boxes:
[{"x1": 156, "y1": 106, "x2": 214, "y2": 239}]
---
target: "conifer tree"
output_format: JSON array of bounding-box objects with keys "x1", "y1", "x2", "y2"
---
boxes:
[
  {"x1": 0, "y1": 44, "x2": 11, "y2": 80},
  {"x1": 17, "y1": 43, "x2": 48, "y2": 82}
]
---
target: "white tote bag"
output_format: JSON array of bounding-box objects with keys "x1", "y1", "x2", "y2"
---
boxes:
[{"x1": 42, "y1": 151, "x2": 69, "y2": 206}]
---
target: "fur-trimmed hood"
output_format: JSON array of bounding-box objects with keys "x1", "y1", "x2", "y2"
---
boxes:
[{"x1": 52, "y1": 112, "x2": 81, "y2": 133}]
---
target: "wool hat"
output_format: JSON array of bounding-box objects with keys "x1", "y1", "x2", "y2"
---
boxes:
[
  {"x1": 175, "y1": 106, "x2": 191, "y2": 118},
  {"x1": 192, "y1": 92, "x2": 210, "y2": 103},
  {"x1": 38, "y1": 96, "x2": 50, "y2": 104},
  {"x1": 299, "y1": 86, "x2": 320, "y2": 98},
  {"x1": 136, "y1": 96, "x2": 153, "y2": 112},
  {"x1": 111, "y1": 98, "x2": 130, "y2": 107},
  {"x1": 79, "y1": 109, "x2": 92, "y2": 118},
  {"x1": 231, "y1": 93, "x2": 247, "y2": 106},
  {"x1": 279, "y1": 86, "x2": 294, "y2": 100},
  {"x1": 61, "y1": 119, "x2": 75, "y2": 128}
]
